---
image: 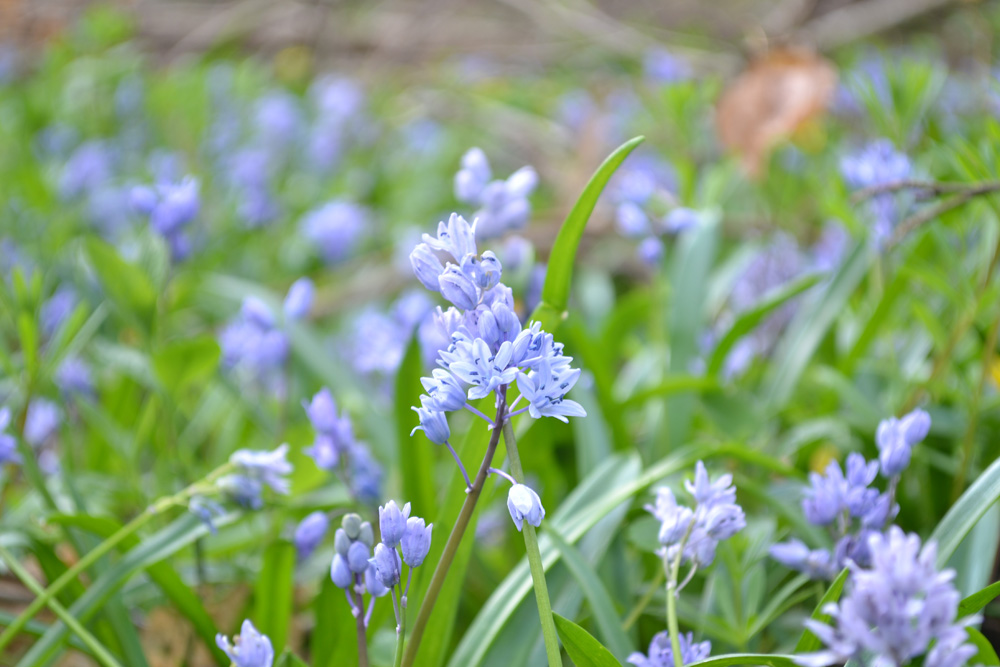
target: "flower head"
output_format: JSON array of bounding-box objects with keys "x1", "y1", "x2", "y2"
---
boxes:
[
  {"x1": 216, "y1": 619, "x2": 274, "y2": 667},
  {"x1": 301, "y1": 200, "x2": 367, "y2": 264},
  {"x1": 877, "y1": 408, "x2": 931, "y2": 477},
  {"x1": 294, "y1": 511, "x2": 330, "y2": 562},
  {"x1": 628, "y1": 631, "x2": 710, "y2": 667},
  {"x1": 230, "y1": 444, "x2": 292, "y2": 496},
  {"x1": 401, "y1": 517, "x2": 433, "y2": 567},
  {"x1": 379, "y1": 500, "x2": 411, "y2": 548},
  {"x1": 283, "y1": 278, "x2": 314, "y2": 321},
  {"x1": 507, "y1": 483, "x2": 545, "y2": 531},
  {"x1": 370, "y1": 542, "x2": 402, "y2": 588}
]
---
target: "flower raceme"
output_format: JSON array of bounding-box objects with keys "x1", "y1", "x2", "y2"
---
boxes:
[
  {"x1": 408, "y1": 214, "x2": 585, "y2": 489},
  {"x1": 628, "y1": 631, "x2": 710, "y2": 667}
]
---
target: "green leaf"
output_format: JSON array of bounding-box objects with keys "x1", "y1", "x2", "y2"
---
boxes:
[
  {"x1": 664, "y1": 210, "x2": 720, "y2": 452},
  {"x1": 254, "y1": 540, "x2": 296, "y2": 655},
  {"x1": 17, "y1": 312, "x2": 39, "y2": 378},
  {"x1": 958, "y1": 580, "x2": 1000, "y2": 617},
  {"x1": 764, "y1": 242, "x2": 871, "y2": 411},
  {"x1": 707, "y1": 273, "x2": 823, "y2": 376},
  {"x1": 930, "y1": 455, "x2": 1000, "y2": 567},
  {"x1": 152, "y1": 336, "x2": 221, "y2": 394},
  {"x1": 276, "y1": 649, "x2": 311, "y2": 667},
  {"x1": 46, "y1": 513, "x2": 225, "y2": 665},
  {"x1": 312, "y1": 573, "x2": 358, "y2": 667},
  {"x1": 18, "y1": 513, "x2": 232, "y2": 666},
  {"x1": 547, "y1": 531, "x2": 632, "y2": 661},
  {"x1": 968, "y1": 628, "x2": 1000, "y2": 666},
  {"x1": 552, "y1": 613, "x2": 623, "y2": 667},
  {"x1": 84, "y1": 237, "x2": 156, "y2": 327},
  {"x1": 687, "y1": 654, "x2": 800, "y2": 667},
  {"x1": 531, "y1": 136, "x2": 644, "y2": 331},
  {"x1": 794, "y1": 569, "x2": 848, "y2": 653},
  {"x1": 395, "y1": 334, "x2": 436, "y2": 518}
]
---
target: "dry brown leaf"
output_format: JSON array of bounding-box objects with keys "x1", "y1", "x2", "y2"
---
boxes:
[{"x1": 716, "y1": 47, "x2": 837, "y2": 177}]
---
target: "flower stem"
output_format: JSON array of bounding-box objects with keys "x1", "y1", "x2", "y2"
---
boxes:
[
  {"x1": 401, "y1": 398, "x2": 507, "y2": 667},
  {"x1": 393, "y1": 590, "x2": 407, "y2": 667},
  {"x1": 0, "y1": 462, "x2": 234, "y2": 654},
  {"x1": 354, "y1": 575, "x2": 369, "y2": 667},
  {"x1": 0, "y1": 544, "x2": 123, "y2": 667},
  {"x1": 665, "y1": 551, "x2": 684, "y2": 667},
  {"x1": 501, "y1": 418, "x2": 561, "y2": 667}
]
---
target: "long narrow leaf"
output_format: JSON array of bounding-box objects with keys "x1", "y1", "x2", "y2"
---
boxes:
[
  {"x1": 930, "y1": 456, "x2": 1000, "y2": 567},
  {"x1": 553, "y1": 614, "x2": 623, "y2": 667}
]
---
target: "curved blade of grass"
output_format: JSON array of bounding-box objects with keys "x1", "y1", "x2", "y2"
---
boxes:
[
  {"x1": 968, "y1": 628, "x2": 1000, "y2": 666},
  {"x1": 47, "y1": 513, "x2": 225, "y2": 664},
  {"x1": 687, "y1": 654, "x2": 800, "y2": 667},
  {"x1": 254, "y1": 540, "x2": 296, "y2": 655},
  {"x1": 552, "y1": 614, "x2": 623, "y2": 667},
  {"x1": 531, "y1": 135, "x2": 645, "y2": 331},
  {"x1": 396, "y1": 334, "x2": 437, "y2": 517},
  {"x1": 547, "y1": 530, "x2": 631, "y2": 661},
  {"x1": 18, "y1": 513, "x2": 231, "y2": 666},
  {"x1": 930, "y1": 455, "x2": 1000, "y2": 567},
  {"x1": 763, "y1": 242, "x2": 871, "y2": 412},
  {"x1": 794, "y1": 569, "x2": 849, "y2": 653},
  {"x1": 959, "y1": 580, "x2": 1000, "y2": 617},
  {"x1": 707, "y1": 273, "x2": 823, "y2": 376}
]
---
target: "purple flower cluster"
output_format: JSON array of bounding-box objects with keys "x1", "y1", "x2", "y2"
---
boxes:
[
  {"x1": 454, "y1": 148, "x2": 538, "y2": 238},
  {"x1": 130, "y1": 176, "x2": 200, "y2": 261},
  {"x1": 797, "y1": 527, "x2": 977, "y2": 667},
  {"x1": 217, "y1": 444, "x2": 293, "y2": 511},
  {"x1": 841, "y1": 139, "x2": 913, "y2": 244},
  {"x1": 628, "y1": 631, "x2": 710, "y2": 667},
  {"x1": 219, "y1": 280, "x2": 314, "y2": 396},
  {"x1": 408, "y1": 214, "x2": 585, "y2": 497},
  {"x1": 300, "y1": 200, "x2": 369, "y2": 265},
  {"x1": 330, "y1": 505, "x2": 432, "y2": 628},
  {"x1": 771, "y1": 409, "x2": 930, "y2": 579},
  {"x1": 346, "y1": 290, "x2": 433, "y2": 379},
  {"x1": 217, "y1": 619, "x2": 273, "y2": 667},
  {"x1": 645, "y1": 461, "x2": 746, "y2": 568},
  {"x1": 302, "y1": 387, "x2": 383, "y2": 504}
]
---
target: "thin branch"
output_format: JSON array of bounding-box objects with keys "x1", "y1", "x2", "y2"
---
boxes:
[
  {"x1": 889, "y1": 184, "x2": 1000, "y2": 249},
  {"x1": 851, "y1": 180, "x2": 1000, "y2": 203}
]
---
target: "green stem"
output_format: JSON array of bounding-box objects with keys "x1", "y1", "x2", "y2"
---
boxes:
[
  {"x1": 501, "y1": 418, "x2": 561, "y2": 667},
  {"x1": 623, "y1": 567, "x2": 665, "y2": 630},
  {"x1": 393, "y1": 590, "x2": 407, "y2": 667},
  {"x1": 354, "y1": 574, "x2": 369, "y2": 667},
  {"x1": 0, "y1": 463, "x2": 234, "y2": 654},
  {"x1": 664, "y1": 551, "x2": 684, "y2": 667},
  {"x1": 401, "y1": 399, "x2": 506, "y2": 667},
  {"x1": 0, "y1": 544, "x2": 122, "y2": 667}
]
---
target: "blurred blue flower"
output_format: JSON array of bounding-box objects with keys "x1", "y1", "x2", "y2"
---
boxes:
[
  {"x1": 24, "y1": 399, "x2": 60, "y2": 447},
  {"x1": 876, "y1": 408, "x2": 930, "y2": 477},
  {"x1": 798, "y1": 527, "x2": 976, "y2": 667},
  {"x1": 294, "y1": 511, "x2": 330, "y2": 561},
  {"x1": 254, "y1": 91, "x2": 302, "y2": 150},
  {"x1": 131, "y1": 176, "x2": 200, "y2": 240},
  {"x1": 643, "y1": 48, "x2": 691, "y2": 84},
  {"x1": 56, "y1": 357, "x2": 94, "y2": 398},
  {"x1": 0, "y1": 407, "x2": 22, "y2": 465},
  {"x1": 348, "y1": 443, "x2": 384, "y2": 505},
  {"x1": 230, "y1": 443, "x2": 292, "y2": 496},
  {"x1": 841, "y1": 140, "x2": 912, "y2": 244},
  {"x1": 216, "y1": 619, "x2": 274, "y2": 667},
  {"x1": 616, "y1": 201, "x2": 651, "y2": 238},
  {"x1": 41, "y1": 288, "x2": 77, "y2": 337},
  {"x1": 300, "y1": 200, "x2": 368, "y2": 264},
  {"x1": 628, "y1": 631, "x2": 710, "y2": 667},
  {"x1": 60, "y1": 142, "x2": 114, "y2": 200},
  {"x1": 283, "y1": 278, "x2": 314, "y2": 321},
  {"x1": 662, "y1": 208, "x2": 701, "y2": 235},
  {"x1": 189, "y1": 496, "x2": 226, "y2": 534},
  {"x1": 769, "y1": 539, "x2": 838, "y2": 580},
  {"x1": 637, "y1": 236, "x2": 664, "y2": 266}
]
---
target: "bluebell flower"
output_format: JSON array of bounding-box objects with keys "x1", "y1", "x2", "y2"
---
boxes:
[
  {"x1": 294, "y1": 511, "x2": 330, "y2": 561},
  {"x1": 411, "y1": 243, "x2": 446, "y2": 291},
  {"x1": 422, "y1": 213, "x2": 477, "y2": 264},
  {"x1": 445, "y1": 338, "x2": 519, "y2": 400},
  {"x1": 877, "y1": 408, "x2": 931, "y2": 477},
  {"x1": 189, "y1": 496, "x2": 226, "y2": 534},
  {"x1": 216, "y1": 619, "x2": 274, "y2": 667},
  {"x1": 637, "y1": 236, "x2": 664, "y2": 266},
  {"x1": 347, "y1": 541, "x2": 371, "y2": 573},
  {"x1": 507, "y1": 483, "x2": 545, "y2": 531},
  {"x1": 218, "y1": 474, "x2": 265, "y2": 510},
  {"x1": 0, "y1": 407, "x2": 22, "y2": 465},
  {"x1": 472, "y1": 166, "x2": 538, "y2": 238},
  {"x1": 401, "y1": 517, "x2": 433, "y2": 567},
  {"x1": 41, "y1": 288, "x2": 77, "y2": 337},
  {"x1": 811, "y1": 223, "x2": 850, "y2": 271},
  {"x1": 219, "y1": 297, "x2": 289, "y2": 394},
  {"x1": 364, "y1": 563, "x2": 389, "y2": 597},
  {"x1": 56, "y1": 357, "x2": 94, "y2": 398},
  {"x1": 646, "y1": 488, "x2": 693, "y2": 546},
  {"x1": 500, "y1": 235, "x2": 533, "y2": 272},
  {"x1": 610, "y1": 153, "x2": 676, "y2": 206},
  {"x1": 462, "y1": 251, "x2": 503, "y2": 291},
  {"x1": 455, "y1": 147, "x2": 492, "y2": 203},
  {"x1": 348, "y1": 443, "x2": 384, "y2": 505},
  {"x1": 230, "y1": 444, "x2": 292, "y2": 496},
  {"x1": 411, "y1": 400, "x2": 450, "y2": 445},
  {"x1": 283, "y1": 278, "x2": 314, "y2": 321},
  {"x1": 331, "y1": 554, "x2": 353, "y2": 588},
  {"x1": 420, "y1": 369, "x2": 467, "y2": 412},
  {"x1": 24, "y1": 399, "x2": 60, "y2": 447},
  {"x1": 254, "y1": 91, "x2": 302, "y2": 149},
  {"x1": 798, "y1": 527, "x2": 977, "y2": 667},
  {"x1": 131, "y1": 176, "x2": 200, "y2": 238},
  {"x1": 515, "y1": 358, "x2": 587, "y2": 422},
  {"x1": 769, "y1": 539, "x2": 838, "y2": 580},
  {"x1": 370, "y1": 543, "x2": 402, "y2": 588},
  {"x1": 628, "y1": 631, "x2": 710, "y2": 667},
  {"x1": 59, "y1": 142, "x2": 114, "y2": 200},
  {"x1": 616, "y1": 202, "x2": 650, "y2": 237},
  {"x1": 802, "y1": 461, "x2": 848, "y2": 526},
  {"x1": 311, "y1": 75, "x2": 365, "y2": 121},
  {"x1": 438, "y1": 264, "x2": 479, "y2": 310},
  {"x1": 840, "y1": 140, "x2": 913, "y2": 244},
  {"x1": 643, "y1": 48, "x2": 691, "y2": 85},
  {"x1": 300, "y1": 201, "x2": 368, "y2": 264},
  {"x1": 379, "y1": 501, "x2": 411, "y2": 548},
  {"x1": 662, "y1": 208, "x2": 701, "y2": 234}
]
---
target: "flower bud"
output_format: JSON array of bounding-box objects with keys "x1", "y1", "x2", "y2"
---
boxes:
[
  {"x1": 401, "y1": 517, "x2": 433, "y2": 568},
  {"x1": 507, "y1": 483, "x2": 545, "y2": 532},
  {"x1": 410, "y1": 243, "x2": 445, "y2": 291},
  {"x1": 900, "y1": 408, "x2": 931, "y2": 445},
  {"x1": 358, "y1": 521, "x2": 375, "y2": 549},
  {"x1": 342, "y1": 513, "x2": 363, "y2": 539},
  {"x1": 364, "y1": 563, "x2": 389, "y2": 597},
  {"x1": 283, "y1": 277, "x2": 314, "y2": 321},
  {"x1": 346, "y1": 541, "x2": 370, "y2": 573},
  {"x1": 379, "y1": 500, "x2": 411, "y2": 548},
  {"x1": 371, "y1": 543, "x2": 402, "y2": 588},
  {"x1": 438, "y1": 264, "x2": 479, "y2": 311},
  {"x1": 334, "y1": 528, "x2": 351, "y2": 556},
  {"x1": 411, "y1": 403, "x2": 450, "y2": 445},
  {"x1": 293, "y1": 511, "x2": 329, "y2": 562},
  {"x1": 420, "y1": 370, "x2": 466, "y2": 412},
  {"x1": 331, "y1": 554, "x2": 353, "y2": 588}
]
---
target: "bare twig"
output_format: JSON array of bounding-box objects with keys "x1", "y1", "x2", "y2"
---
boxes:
[
  {"x1": 852, "y1": 180, "x2": 1000, "y2": 203},
  {"x1": 888, "y1": 183, "x2": 1000, "y2": 248},
  {"x1": 798, "y1": 0, "x2": 957, "y2": 50}
]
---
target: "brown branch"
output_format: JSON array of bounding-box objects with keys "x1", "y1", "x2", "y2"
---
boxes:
[
  {"x1": 851, "y1": 180, "x2": 1000, "y2": 203},
  {"x1": 888, "y1": 183, "x2": 1000, "y2": 249}
]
